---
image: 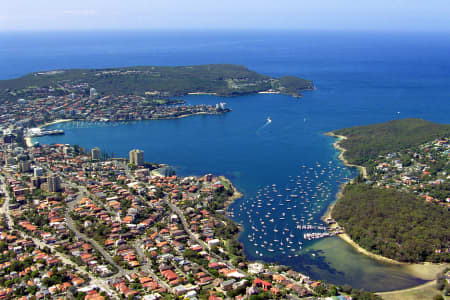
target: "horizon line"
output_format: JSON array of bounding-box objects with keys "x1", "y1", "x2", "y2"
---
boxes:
[{"x1": 1, "y1": 28, "x2": 450, "y2": 34}]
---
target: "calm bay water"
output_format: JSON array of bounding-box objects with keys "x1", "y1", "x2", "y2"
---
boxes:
[{"x1": 2, "y1": 30, "x2": 450, "y2": 291}]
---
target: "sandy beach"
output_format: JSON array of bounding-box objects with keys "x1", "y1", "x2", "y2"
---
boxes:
[
  {"x1": 187, "y1": 92, "x2": 217, "y2": 95},
  {"x1": 151, "y1": 169, "x2": 165, "y2": 177},
  {"x1": 377, "y1": 279, "x2": 440, "y2": 300},
  {"x1": 38, "y1": 118, "x2": 74, "y2": 129},
  {"x1": 322, "y1": 203, "x2": 403, "y2": 265},
  {"x1": 258, "y1": 90, "x2": 281, "y2": 94},
  {"x1": 337, "y1": 232, "x2": 404, "y2": 265},
  {"x1": 323, "y1": 130, "x2": 449, "y2": 283},
  {"x1": 24, "y1": 137, "x2": 33, "y2": 148},
  {"x1": 334, "y1": 233, "x2": 448, "y2": 279},
  {"x1": 24, "y1": 119, "x2": 74, "y2": 148},
  {"x1": 377, "y1": 266, "x2": 447, "y2": 300}
]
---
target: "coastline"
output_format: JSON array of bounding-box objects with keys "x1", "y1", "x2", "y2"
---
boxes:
[
  {"x1": 322, "y1": 203, "x2": 403, "y2": 266},
  {"x1": 187, "y1": 92, "x2": 217, "y2": 95},
  {"x1": 325, "y1": 132, "x2": 367, "y2": 179},
  {"x1": 38, "y1": 118, "x2": 74, "y2": 129},
  {"x1": 323, "y1": 131, "x2": 449, "y2": 283},
  {"x1": 25, "y1": 111, "x2": 228, "y2": 148},
  {"x1": 171, "y1": 110, "x2": 230, "y2": 120},
  {"x1": 376, "y1": 279, "x2": 439, "y2": 300},
  {"x1": 25, "y1": 119, "x2": 74, "y2": 148},
  {"x1": 218, "y1": 176, "x2": 243, "y2": 206},
  {"x1": 151, "y1": 168, "x2": 166, "y2": 177},
  {"x1": 258, "y1": 90, "x2": 281, "y2": 94},
  {"x1": 338, "y1": 231, "x2": 403, "y2": 265},
  {"x1": 24, "y1": 137, "x2": 33, "y2": 148}
]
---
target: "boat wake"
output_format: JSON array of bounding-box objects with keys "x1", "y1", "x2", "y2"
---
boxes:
[{"x1": 257, "y1": 117, "x2": 272, "y2": 133}]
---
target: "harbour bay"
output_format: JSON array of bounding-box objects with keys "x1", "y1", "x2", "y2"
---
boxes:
[{"x1": 3, "y1": 30, "x2": 450, "y2": 292}]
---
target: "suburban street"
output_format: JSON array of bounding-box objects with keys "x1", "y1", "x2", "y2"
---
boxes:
[{"x1": 0, "y1": 175, "x2": 117, "y2": 297}]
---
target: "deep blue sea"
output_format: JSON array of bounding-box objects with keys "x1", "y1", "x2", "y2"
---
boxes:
[{"x1": 2, "y1": 30, "x2": 449, "y2": 291}]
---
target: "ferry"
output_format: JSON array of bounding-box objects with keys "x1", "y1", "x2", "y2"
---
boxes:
[{"x1": 26, "y1": 128, "x2": 64, "y2": 137}]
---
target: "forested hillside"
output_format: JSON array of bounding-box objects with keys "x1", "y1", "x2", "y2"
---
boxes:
[
  {"x1": 332, "y1": 119, "x2": 450, "y2": 166},
  {"x1": 333, "y1": 184, "x2": 450, "y2": 263},
  {"x1": 0, "y1": 64, "x2": 313, "y2": 100}
]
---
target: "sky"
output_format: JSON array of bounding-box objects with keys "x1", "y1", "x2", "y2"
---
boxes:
[{"x1": 2, "y1": 0, "x2": 450, "y2": 32}]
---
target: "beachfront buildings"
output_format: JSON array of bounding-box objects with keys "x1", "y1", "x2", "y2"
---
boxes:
[
  {"x1": 91, "y1": 147, "x2": 101, "y2": 160},
  {"x1": 129, "y1": 149, "x2": 144, "y2": 166}
]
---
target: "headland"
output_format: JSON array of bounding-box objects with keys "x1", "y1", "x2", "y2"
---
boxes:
[
  {"x1": 325, "y1": 132, "x2": 368, "y2": 179},
  {"x1": 3, "y1": 64, "x2": 382, "y2": 299},
  {"x1": 324, "y1": 119, "x2": 450, "y2": 297},
  {"x1": 0, "y1": 64, "x2": 314, "y2": 100}
]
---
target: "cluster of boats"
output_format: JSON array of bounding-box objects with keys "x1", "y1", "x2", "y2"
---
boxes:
[{"x1": 228, "y1": 161, "x2": 352, "y2": 259}]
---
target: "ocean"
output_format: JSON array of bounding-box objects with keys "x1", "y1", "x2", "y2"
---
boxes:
[{"x1": 2, "y1": 30, "x2": 449, "y2": 291}]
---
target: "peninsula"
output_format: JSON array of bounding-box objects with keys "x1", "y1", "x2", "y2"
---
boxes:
[
  {"x1": 328, "y1": 119, "x2": 450, "y2": 261},
  {"x1": 0, "y1": 139, "x2": 379, "y2": 299},
  {"x1": 327, "y1": 118, "x2": 450, "y2": 297},
  {"x1": 0, "y1": 64, "x2": 313, "y2": 100},
  {"x1": 0, "y1": 64, "x2": 313, "y2": 129},
  {"x1": 0, "y1": 66, "x2": 385, "y2": 299}
]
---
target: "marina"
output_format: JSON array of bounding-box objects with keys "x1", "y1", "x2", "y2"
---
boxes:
[
  {"x1": 27, "y1": 30, "x2": 450, "y2": 291},
  {"x1": 227, "y1": 160, "x2": 351, "y2": 260}
]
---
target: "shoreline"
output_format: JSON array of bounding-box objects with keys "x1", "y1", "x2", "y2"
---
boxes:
[
  {"x1": 323, "y1": 131, "x2": 449, "y2": 282},
  {"x1": 38, "y1": 118, "x2": 74, "y2": 129},
  {"x1": 25, "y1": 119, "x2": 74, "y2": 148},
  {"x1": 376, "y1": 279, "x2": 440, "y2": 299},
  {"x1": 258, "y1": 90, "x2": 281, "y2": 94},
  {"x1": 325, "y1": 132, "x2": 367, "y2": 179},
  {"x1": 25, "y1": 111, "x2": 228, "y2": 148},
  {"x1": 171, "y1": 110, "x2": 230, "y2": 120},
  {"x1": 218, "y1": 176, "x2": 243, "y2": 206},
  {"x1": 323, "y1": 204, "x2": 404, "y2": 266},
  {"x1": 151, "y1": 165, "x2": 168, "y2": 177},
  {"x1": 24, "y1": 137, "x2": 33, "y2": 148},
  {"x1": 187, "y1": 92, "x2": 217, "y2": 95}
]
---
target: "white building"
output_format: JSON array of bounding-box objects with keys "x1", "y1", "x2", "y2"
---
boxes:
[
  {"x1": 89, "y1": 87, "x2": 97, "y2": 99},
  {"x1": 34, "y1": 166, "x2": 44, "y2": 177}
]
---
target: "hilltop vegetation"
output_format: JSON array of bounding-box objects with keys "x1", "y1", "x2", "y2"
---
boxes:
[
  {"x1": 331, "y1": 118, "x2": 450, "y2": 263},
  {"x1": 333, "y1": 184, "x2": 450, "y2": 263},
  {"x1": 0, "y1": 64, "x2": 313, "y2": 100},
  {"x1": 332, "y1": 118, "x2": 450, "y2": 167}
]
